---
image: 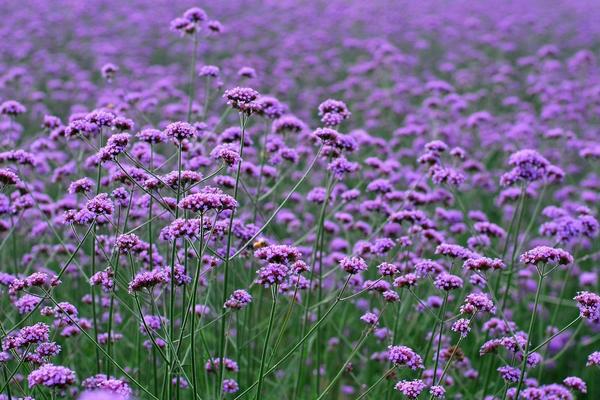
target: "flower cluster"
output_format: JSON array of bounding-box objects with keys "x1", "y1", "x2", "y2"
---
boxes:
[{"x1": 28, "y1": 363, "x2": 76, "y2": 388}]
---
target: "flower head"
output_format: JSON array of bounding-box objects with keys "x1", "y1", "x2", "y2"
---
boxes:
[
  {"x1": 387, "y1": 345, "x2": 423, "y2": 369},
  {"x1": 28, "y1": 363, "x2": 76, "y2": 388},
  {"x1": 339, "y1": 256, "x2": 368, "y2": 274},
  {"x1": 394, "y1": 379, "x2": 426, "y2": 399},
  {"x1": 520, "y1": 246, "x2": 573, "y2": 266},
  {"x1": 223, "y1": 87, "x2": 260, "y2": 114}
]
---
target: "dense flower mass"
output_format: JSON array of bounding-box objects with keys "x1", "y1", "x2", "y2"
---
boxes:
[
  {"x1": 519, "y1": 246, "x2": 574, "y2": 266},
  {"x1": 28, "y1": 364, "x2": 76, "y2": 388},
  {"x1": 339, "y1": 256, "x2": 368, "y2": 274},
  {"x1": 0, "y1": 1, "x2": 599, "y2": 399},
  {"x1": 387, "y1": 345, "x2": 424, "y2": 370}
]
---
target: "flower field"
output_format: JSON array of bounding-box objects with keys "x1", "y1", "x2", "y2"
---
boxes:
[{"x1": 0, "y1": 1, "x2": 599, "y2": 399}]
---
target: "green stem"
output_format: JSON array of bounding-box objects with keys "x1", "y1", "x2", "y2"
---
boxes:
[
  {"x1": 255, "y1": 286, "x2": 278, "y2": 399},
  {"x1": 167, "y1": 141, "x2": 183, "y2": 400},
  {"x1": 432, "y1": 292, "x2": 449, "y2": 384},
  {"x1": 234, "y1": 277, "x2": 351, "y2": 400},
  {"x1": 356, "y1": 367, "x2": 395, "y2": 400},
  {"x1": 191, "y1": 219, "x2": 204, "y2": 400},
  {"x1": 530, "y1": 316, "x2": 582, "y2": 354},
  {"x1": 514, "y1": 267, "x2": 545, "y2": 399},
  {"x1": 187, "y1": 32, "x2": 199, "y2": 123},
  {"x1": 218, "y1": 113, "x2": 247, "y2": 396},
  {"x1": 500, "y1": 185, "x2": 527, "y2": 312},
  {"x1": 434, "y1": 313, "x2": 477, "y2": 393},
  {"x1": 316, "y1": 305, "x2": 387, "y2": 400}
]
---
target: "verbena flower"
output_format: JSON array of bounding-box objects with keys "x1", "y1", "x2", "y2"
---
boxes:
[
  {"x1": 387, "y1": 345, "x2": 423, "y2": 369},
  {"x1": 164, "y1": 121, "x2": 196, "y2": 142},
  {"x1": 519, "y1": 246, "x2": 573, "y2": 266},
  {"x1": 28, "y1": 363, "x2": 76, "y2": 388},
  {"x1": 573, "y1": 291, "x2": 600, "y2": 322},
  {"x1": 339, "y1": 256, "x2": 368, "y2": 274},
  {"x1": 224, "y1": 289, "x2": 252, "y2": 309},
  {"x1": 394, "y1": 379, "x2": 426, "y2": 398},
  {"x1": 223, "y1": 87, "x2": 260, "y2": 114}
]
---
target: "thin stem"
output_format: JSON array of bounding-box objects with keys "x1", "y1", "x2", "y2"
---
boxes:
[
  {"x1": 316, "y1": 305, "x2": 387, "y2": 400},
  {"x1": 255, "y1": 286, "x2": 278, "y2": 399},
  {"x1": 514, "y1": 266, "x2": 545, "y2": 399},
  {"x1": 435, "y1": 313, "x2": 477, "y2": 389},
  {"x1": 187, "y1": 32, "x2": 199, "y2": 123},
  {"x1": 501, "y1": 185, "x2": 527, "y2": 312},
  {"x1": 190, "y1": 218, "x2": 204, "y2": 400},
  {"x1": 432, "y1": 292, "x2": 449, "y2": 385},
  {"x1": 231, "y1": 145, "x2": 323, "y2": 259},
  {"x1": 234, "y1": 277, "x2": 351, "y2": 400},
  {"x1": 530, "y1": 316, "x2": 582, "y2": 354},
  {"x1": 356, "y1": 367, "x2": 395, "y2": 400},
  {"x1": 167, "y1": 140, "x2": 183, "y2": 400},
  {"x1": 218, "y1": 113, "x2": 247, "y2": 395}
]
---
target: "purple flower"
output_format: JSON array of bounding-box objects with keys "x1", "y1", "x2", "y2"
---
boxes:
[
  {"x1": 394, "y1": 379, "x2": 426, "y2": 398},
  {"x1": 183, "y1": 7, "x2": 207, "y2": 23},
  {"x1": 463, "y1": 257, "x2": 505, "y2": 271},
  {"x1": 327, "y1": 156, "x2": 359, "y2": 179},
  {"x1": 205, "y1": 357, "x2": 239, "y2": 373},
  {"x1": 474, "y1": 222, "x2": 506, "y2": 238},
  {"x1": 136, "y1": 128, "x2": 166, "y2": 144},
  {"x1": 313, "y1": 127, "x2": 340, "y2": 145},
  {"x1": 519, "y1": 246, "x2": 573, "y2": 266},
  {"x1": 587, "y1": 351, "x2": 600, "y2": 367},
  {"x1": 28, "y1": 363, "x2": 76, "y2": 388},
  {"x1": 199, "y1": 65, "x2": 220, "y2": 78},
  {"x1": 360, "y1": 311, "x2": 380, "y2": 325},
  {"x1": 0, "y1": 100, "x2": 26, "y2": 116},
  {"x1": 82, "y1": 374, "x2": 132, "y2": 398},
  {"x1": 89, "y1": 268, "x2": 114, "y2": 292},
  {"x1": 451, "y1": 318, "x2": 471, "y2": 338},
  {"x1": 393, "y1": 273, "x2": 419, "y2": 288},
  {"x1": 433, "y1": 272, "x2": 464, "y2": 291},
  {"x1": 163, "y1": 218, "x2": 202, "y2": 241},
  {"x1": 377, "y1": 262, "x2": 399, "y2": 276},
  {"x1": 115, "y1": 233, "x2": 140, "y2": 253},
  {"x1": 272, "y1": 115, "x2": 305, "y2": 134},
  {"x1": 497, "y1": 365, "x2": 520, "y2": 383},
  {"x1": 255, "y1": 263, "x2": 288, "y2": 287},
  {"x1": 460, "y1": 292, "x2": 496, "y2": 314},
  {"x1": 178, "y1": 187, "x2": 237, "y2": 213},
  {"x1": 3, "y1": 323, "x2": 50, "y2": 351},
  {"x1": 255, "y1": 96, "x2": 285, "y2": 119},
  {"x1": 0, "y1": 168, "x2": 20, "y2": 186},
  {"x1": 254, "y1": 244, "x2": 302, "y2": 264},
  {"x1": 86, "y1": 193, "x2": 114, "y2": 216},
  {"x1": 383, "y1": 290, "x2": 400, "y2": 302},
  {"x1": 164, "y1": 121, "x2": 195, "y2": 142},
  {"x1": 14, "y1": 294, "x2": 42, "y2": 314},
  {"x1": 224, "y1": 289, "x2": 252, "y2": 309},
  {"x1": 387, "y1": 345, "x2": 423, "y2": 369},
  {"x1": 435, "y1": 243, "x2": 476, "y2": 260},
  {"x1": 100, "y1": 63, "x2": 118, "y2": 81},
  {"x1": 68, "y1": 177, "x2": 94, "y2": 194},
  {"x1": 211, "y1": 143, "x2": 241, "y2": 166},
  {"x1": 573, "y1": 291, "x2": 600, "y2": 322},
  {"x1": 318, "y1": 99, "x2": 351, "y2": 127},
  {"x1": 430, "y1": 385, "x2": 446, "y2": 398},
  {"x1": 223, "y1": 87, "x2": 260, "y2": 114},
  {"x1": 339, "y1": 256, "x2": 368, "y2": 274},
  {"x1": 501, "y1": 149, "x2": 551, "y2": 186},
  {"x1": 429, "y1": 165, "x2": 465, "y2": 187},
  {"x1": 128, "y1": 268, "x2": 169, "y2": 293},
  {"x1": 222, "y1": 378, "x2": 239, "y2": 393}
]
